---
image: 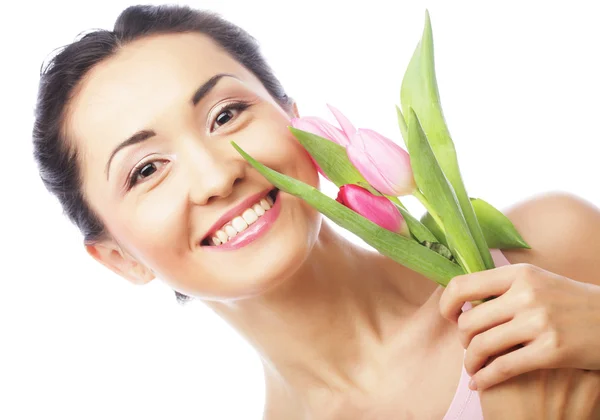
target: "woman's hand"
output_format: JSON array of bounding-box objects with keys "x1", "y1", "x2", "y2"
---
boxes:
[
  {"x1": 439, "y1": 263, "x2": 600, "y2": 390},
  {"x1": 479, "y1": 366, "x2": 600, "y2": 420}
]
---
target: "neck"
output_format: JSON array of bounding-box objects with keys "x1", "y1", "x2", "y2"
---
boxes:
[{"x1": 205, "y1": 222, "x2": 440, "y2": 400}]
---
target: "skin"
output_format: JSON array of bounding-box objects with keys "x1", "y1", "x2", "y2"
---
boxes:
[
  {"x1": 65, "y1": 32, "x2": 600, "y2": 419},
  {"x1": 442, "y1": 194, "x2": 600, "y2": 387}
]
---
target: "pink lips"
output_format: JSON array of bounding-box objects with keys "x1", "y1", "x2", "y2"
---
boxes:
[{"x1": 202, "y1": 191, "x2": 281, "y2": 251}]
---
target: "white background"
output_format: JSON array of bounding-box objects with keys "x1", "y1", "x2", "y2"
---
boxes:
[{"x1": 2, "y1": 1, "x2": 599, "y2": 419}]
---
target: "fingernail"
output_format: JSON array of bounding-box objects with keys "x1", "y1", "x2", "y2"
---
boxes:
[{"x1": 469, "y1": 379, "x2": 478, "y2": 390}]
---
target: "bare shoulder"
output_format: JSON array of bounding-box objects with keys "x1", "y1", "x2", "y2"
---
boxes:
[{"x1": 501, "y1": 191, "x2": 600, "y2": 286}]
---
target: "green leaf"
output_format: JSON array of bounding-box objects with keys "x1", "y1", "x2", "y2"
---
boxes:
[
  {"x1": 406, "y1": 109, "x2": 485, "y2": 273},
  {"x1": 420, "y1": 211, "x2": 449, "y2": 248},
  {"x1": 400, "y1": 11, "x2": 495, "y2": 270},
  {"x1": 397, "y1": 204, "x2": 439, "y2": 243},
  {"x1": 386, "y1": 195, "x2": 438, "y2": 243},
  {"x1": 289, "y1": 127, "x2": 368, "y2": 189},
  {"x1": 395, "y1": 105, "x2": 409, "y2": 147},
  {"x1": 421, "y1": 198, "x2": 532, "y2": 250},
  {"x1": 470, "y1": 198, "x2": 531, "y2": 249},
  {"x1": 232, "y1": 141, "x2": 464, "y2": 286}
]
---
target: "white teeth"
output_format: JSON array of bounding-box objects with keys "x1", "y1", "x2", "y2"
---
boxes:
[
  {"x1": 260, "y1": 199, "x2": 271, "y2": 210},
  {"x1": 242, "y1": 208, "x2": 259, "y2": 225},
  {"x1": 232, "y1": 216, "x2": 248, "y2": 232},
  {"x1": 216, "y1": 230, "x2": 228, "y2": 243},
  {"x1": 224, "y1": 225, "x2": 238, "y2": 238},
  {"x1": 205, "y1": 192, "x2": 278, "y2": 246},
  {"x1": 252, "y1": 204, "x2": 265, "y2": 216}
]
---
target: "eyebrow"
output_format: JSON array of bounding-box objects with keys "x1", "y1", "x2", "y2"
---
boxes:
[{"x1": 105, "y1": 73, "x2": 238, "y2": 179}]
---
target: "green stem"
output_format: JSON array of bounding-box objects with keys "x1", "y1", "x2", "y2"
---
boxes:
[
  {"x1": 387, "y1": 195, "x2": 440, "y2": 244},
  {"x1": 413, "y1": 189, "x2": 445, "y2": 235}
]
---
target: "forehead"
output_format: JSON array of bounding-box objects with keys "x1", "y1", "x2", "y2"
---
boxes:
[{"x1": 66, "y1": 32, "x2": 261, "y2": 153}]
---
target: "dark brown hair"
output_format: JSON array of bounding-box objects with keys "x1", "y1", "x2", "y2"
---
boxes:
[{"x1": 32, "y1": 5, "x2": 293, "y2": 303}]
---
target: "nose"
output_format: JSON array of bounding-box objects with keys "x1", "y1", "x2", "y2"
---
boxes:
[{"x1": 182, "y1": 142, "x2": 246, "y2": 206}]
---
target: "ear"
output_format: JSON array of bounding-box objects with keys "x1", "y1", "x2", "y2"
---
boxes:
[
  {"x1": 292, "y1": 102, "x2": 300, "y2": 118},
  {"x1": 85, "y1": 240, "x2": 155, "y2": 285}
]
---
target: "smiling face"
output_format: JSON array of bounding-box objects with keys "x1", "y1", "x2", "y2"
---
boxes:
[{"x1": 66, "y1": 32, "x2": 321, "y2": 300}]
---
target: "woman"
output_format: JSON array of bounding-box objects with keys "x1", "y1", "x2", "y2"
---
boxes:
[{"x1": 32, "y1": 4, "x2": 600, "y2": 419}]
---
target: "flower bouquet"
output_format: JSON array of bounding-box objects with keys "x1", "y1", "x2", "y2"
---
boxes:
[{"x1": 232, "y1": 11, "x2": 530, "y2": 286}]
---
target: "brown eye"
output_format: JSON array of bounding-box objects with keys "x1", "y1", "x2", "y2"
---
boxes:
[
  {"x1": 138, "y1": 162, "x2": 157, "y2": 179},
  {"x1": 127, "y1": 160, "x2": 168, "y2": 190},
  {"x1": 215, "y1": 109, "x2": 234, "y2": 126},
  {"x1": 210, "y1": 101, "x2": 251, "y2": 132}
]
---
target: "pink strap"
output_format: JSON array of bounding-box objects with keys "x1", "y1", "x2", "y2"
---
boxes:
[
  {"x1": 442, "y1": 249, "x2": 511, "y2": 419},
  {"x1": 442, "y1": 363, "x2": 483, "y2": 420}
]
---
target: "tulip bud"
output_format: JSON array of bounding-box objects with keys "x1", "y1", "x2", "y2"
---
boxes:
[
  {"x1": 346, "y1": 128, "x2": 417, "y2": 197},
  {"x1": 336, "y1": 184, "x2": 410, "y2": 236}
]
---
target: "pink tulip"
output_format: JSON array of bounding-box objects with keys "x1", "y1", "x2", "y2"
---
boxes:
[
  {"x1": 291, "y1": 105, "x2": 415, "y2": 197},
  {"x1": 346, "y1": 128, "x2": 416, "y2": 197},
  {"x1": 336, "y1": 184, "x2": 410, "y2": 236},
  {"x1": 290, "y1": 116, "x2": 350, "y2": 147}
]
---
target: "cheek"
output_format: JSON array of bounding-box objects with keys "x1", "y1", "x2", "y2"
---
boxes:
[
  {"x1": 236, "y1": 112, "x2": 320, "y2": 188},
  {"x1": 109, "y1": 187, "x2": 190, "y2": 272}
]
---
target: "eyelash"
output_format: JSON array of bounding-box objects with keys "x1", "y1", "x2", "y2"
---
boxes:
[{"x1": 125, "y1": 100, "x2": 251, "y2": 190}]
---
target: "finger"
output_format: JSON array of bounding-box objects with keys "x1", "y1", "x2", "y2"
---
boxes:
[
  {"x1": 469, "y1": 343, "x2": 547, "y2": 391},
  {"x1": 464, "y1": 318, "x2": 533, "y2": 376},
  {"x1": 440, "y1": 265, "x2": 518, "y2": 322},
  {"x1": 457, "y1": 294, "x2": 515, "y2": 348}
]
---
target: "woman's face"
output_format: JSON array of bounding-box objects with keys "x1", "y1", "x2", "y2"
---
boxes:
[{"x1": 67, "y1": 33, "x2": 321, "y2": 300}]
